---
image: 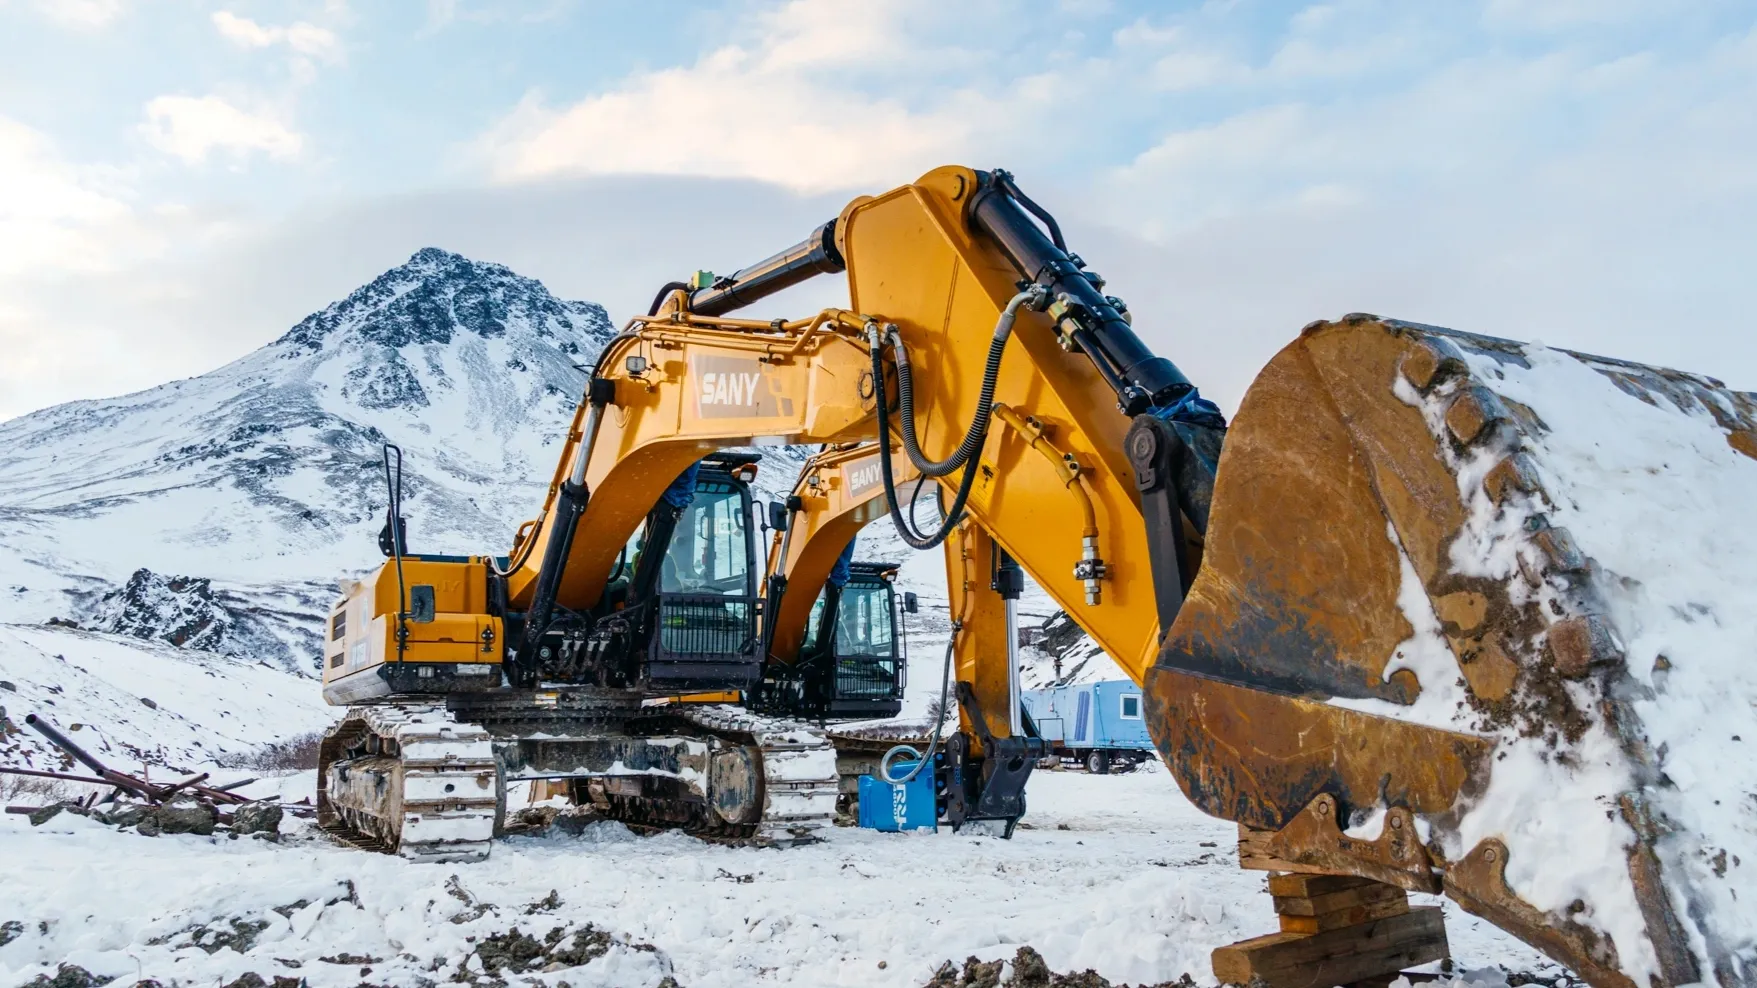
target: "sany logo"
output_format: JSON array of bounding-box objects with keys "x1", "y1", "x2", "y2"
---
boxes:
[
  {"x1": 691, "y1": 354, "x2": 792, "y2": 418},
  {"x1": 701, "y1": 370, "x2": 763, "y2": 407},
  {"x1": 844, "y1": 459, "x2": 882, "y2": 496}
]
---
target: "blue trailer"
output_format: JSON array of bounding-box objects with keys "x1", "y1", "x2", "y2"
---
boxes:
[{"x1": 1021, "y1": 680, "x2": 1154, "y2": 773}]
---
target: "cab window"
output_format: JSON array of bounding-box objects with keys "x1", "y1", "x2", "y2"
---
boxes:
[{"x1": 660, "y1": 484, "x2": 749, "y2": 596}]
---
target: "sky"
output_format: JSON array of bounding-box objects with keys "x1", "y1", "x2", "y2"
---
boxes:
[{"x1": 2, "y1": 0, "x2": 1755, "y2": 421}]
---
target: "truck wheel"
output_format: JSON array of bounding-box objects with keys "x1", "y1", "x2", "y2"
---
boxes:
[{"x1": 1086, "y1": 750, "x2": 1110, "y2": 775}]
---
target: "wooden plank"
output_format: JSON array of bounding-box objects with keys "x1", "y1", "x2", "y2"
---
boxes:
[
  {"x1": 1267, "y1": 873, "x2": 1378, "y2": 898},
  {"x1": 1211, "y1": 905, "x2": 1449, "y2": 988},
  {"x1": 1239, "y1": 824, "x2": 1330, "y2": 874},
  {"x1": 1274, "y1": 882, "x2": 1405, "y2": 917},
  {"x1": 1279, "y1": 894, "x2": 1410, "y2": 934}
]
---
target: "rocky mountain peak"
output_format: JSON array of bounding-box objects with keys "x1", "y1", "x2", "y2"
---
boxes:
[{"x1": 274, "y1": 247, "x2": 610, "y2": 357}]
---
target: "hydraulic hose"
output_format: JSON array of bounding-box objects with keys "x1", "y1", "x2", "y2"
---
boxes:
[
  {"x1": 881, "y1": 620, "x2": 959, "y2": 785},
  {"x1": 893, "y1": 286, "x2": 1046, "y2": 478},
  {"x1": 867, "y1": 287, "x2": 1046, "y2": 550},
  {"x1": 869, "y1": 330, "x2": 983, "y2": 550},
  {"x1": 382, "y1": 444, "x2": 408, "y2": 662}
]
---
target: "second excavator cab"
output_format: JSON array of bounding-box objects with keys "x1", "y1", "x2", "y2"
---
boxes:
[{"x1": 772, "y1": 560, "x2": 909, "y2": 720}]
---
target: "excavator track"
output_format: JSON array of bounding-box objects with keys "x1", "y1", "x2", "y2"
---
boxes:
[
  {"x1": 316, "y1": 704, "x2": 498, "y2": 863},
  {"x1": 660, "y1": 703, "x2": 841, "y2": 845},
  {"x1": 318, "y1": 698, "x2": 838, "y2": 858}
]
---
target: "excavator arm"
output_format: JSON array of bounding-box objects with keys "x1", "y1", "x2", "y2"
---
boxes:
[{"x1": 678, "y1": 167, "x2": 1752, "y2": 986}]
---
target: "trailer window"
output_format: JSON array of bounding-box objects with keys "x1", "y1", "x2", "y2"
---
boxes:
[{"x1": 1120, "y1": 694, "x2": 1142, "y2": 719}]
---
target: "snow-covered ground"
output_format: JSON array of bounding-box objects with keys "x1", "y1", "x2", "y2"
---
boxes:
[
  {"x1": 0, "y1": 623, "x2": 335, "y2": 771},
  {"x1": 0, "y1": 767, "x2": 1557, "y2": 988}
]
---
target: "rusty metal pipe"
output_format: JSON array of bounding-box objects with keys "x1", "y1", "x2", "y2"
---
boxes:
[
  {"x1": 24, "y1": 714, "x2": 111, "y2": 777},
  {"x1": 0, "y1": 766, "x2": 113, "y2": 787}
]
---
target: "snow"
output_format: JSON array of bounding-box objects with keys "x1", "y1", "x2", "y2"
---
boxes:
[
  {"x1": 0, "y1": 623, "x2": 336, "y2": 771},
  {"x1": 1332, "y1": 338, "x2": 1757, "y2": 984},
  {"x1": 0, "y1": 767, "x2": 1559, "y2": 988},
  {"x1": 1465, "y1": 344, "x2": 1757, "y2": 975}
]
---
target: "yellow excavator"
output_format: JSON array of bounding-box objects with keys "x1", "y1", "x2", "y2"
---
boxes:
[{"x1": 316, "y1": 165, "x2": 1755, "y2": 988}]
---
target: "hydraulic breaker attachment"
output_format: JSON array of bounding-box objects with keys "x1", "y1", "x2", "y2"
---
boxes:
[{"x1": 1146, "y1": 315, "x2": 1757, "y2": 988}]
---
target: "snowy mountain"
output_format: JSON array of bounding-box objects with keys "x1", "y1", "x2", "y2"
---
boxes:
[{"x1": 0, "y1": 248, "x2": 615, "y2": 672}]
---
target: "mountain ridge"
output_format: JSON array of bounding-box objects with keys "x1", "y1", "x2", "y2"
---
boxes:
[{"x1": 0, "y1": 247, "x2": 616, "y2": 672}]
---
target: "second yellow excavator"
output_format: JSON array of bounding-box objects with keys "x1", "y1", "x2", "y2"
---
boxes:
[{"x1": 314, "y1": 165, "x2": 1755, "y2": 988}]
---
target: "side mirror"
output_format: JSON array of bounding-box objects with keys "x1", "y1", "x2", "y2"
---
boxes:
[
  {"x1": 767, "y1": 501, "x2": 790, "y2": 532},
  {"x1": 903, "y1": 591, "x2": 919, "y2": 614}
]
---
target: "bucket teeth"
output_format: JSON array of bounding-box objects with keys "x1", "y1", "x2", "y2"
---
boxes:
[
  {"x1": 1443, "y1": 385, "x2": 1514, "y2": 447},
  {"x1": 1400, "y1": 335, "x2": 1470, "y2": 393},
  {"x1": 1481, "y1": 452, "x2": 1542, "y2": 505}
]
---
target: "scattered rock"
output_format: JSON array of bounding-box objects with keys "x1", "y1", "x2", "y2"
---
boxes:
[
  {"x1": 317, "y1": 954, "x2": 379, "y2": 965},
  {"x1": 135, "y1": 814, "x2": 161, "y2": 838},
  {"x1": 925, "y1": 956, "x2": 1004, "y2": 988},
  {"x1": 19, "y1": 963, "x2": 113, "y2": 988},
  {"x1": 153, "y1": 799, "x2": 217, "y2": 836},
  {"x1": 444, "y1": 874, "x2": 495, "y2": 924},
  {"x1": 149, "y1": 917, "x2": 271, "y2": 955},
  {"x1": 524, "y1": 890, "x2": 562, "y2": 915},
  {"x1": 921, "y1": 947, "x2": 1197, "y2": 988},
  {"x1": 94, "y1": 803, "x2": 149, "y2": 829},
  {"x1": 138, "y1": 697, "x2": 158, "y2": 710},
  {"x1": 230, "y1": 800, "x2": 283, "y2": 836},
  {"x1": 216, "y1": 974, "x2": 303, "y2": 988},
  {"x1": 27, "y1": 804, "x2": 65, "y2": 827},
  {"x1": 454, "y1": 923, "x2": 662, "y2": 982},
  {"x1": 0, "y1": 680, "x2": 15, "y2": 691},
  {"x1": 0, "y1": 920, "x2": 24, "y2": 947}
]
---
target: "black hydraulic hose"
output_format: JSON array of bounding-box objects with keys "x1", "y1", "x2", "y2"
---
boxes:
[
  {"x1": 891, "y1": 287, "x2": 1044, "y2": 478},
  {"x1": 869, "y1": 329, "x2": 985, "y2": 550},
  {"x1": 382, "y1": 444, "x2": 408, "y2": 663},
  {"x1": 996, "y1": 171, "x2": 1066, "y2": 252},
  {"x1": 647, "y1": 281, "x2": 690, "y2": 316}
]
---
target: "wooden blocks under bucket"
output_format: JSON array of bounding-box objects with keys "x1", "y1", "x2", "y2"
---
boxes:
[{"x1": 1212, "y1": 875, "x2": 1450, "y2": 988}]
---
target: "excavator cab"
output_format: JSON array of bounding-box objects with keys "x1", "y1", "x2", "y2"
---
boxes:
[
  {"x1": 760, "y1": 560, "x2": 908, "y2": 719},
  {"x1": 595, "y1": 451, "x2": 767, "y2": 692}
]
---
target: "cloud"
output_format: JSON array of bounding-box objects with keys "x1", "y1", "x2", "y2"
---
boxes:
[
  {"x1": 476, "y1": 0, "x2": 1003, "y2": 193},
  {"x1": 0, "y1": 116, "x2": 135, "y2": 278},
  {"x1": 211, "y1": 9, "x2": 341, "y2": 60},
  {"x1": 27, "y1": 0, "x2": 125, "y2": 29},
  {"x1": 0, "y1": 175, "x2": 843, "y2": 422},
  {"x1": 140, "y1": 95, "x2": 304, "y2": 164}
]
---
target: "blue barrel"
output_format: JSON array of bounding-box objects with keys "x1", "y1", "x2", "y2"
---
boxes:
[{"x1": 856, "y1": 760, "x2": 937, "y2": 832}]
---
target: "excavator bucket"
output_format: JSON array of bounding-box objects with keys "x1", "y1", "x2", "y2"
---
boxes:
[{"x1": 1146, "y1": 316, "x2": 1757, "y2": 988}]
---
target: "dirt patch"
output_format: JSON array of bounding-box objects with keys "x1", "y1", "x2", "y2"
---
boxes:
[
  {"x1": 146, "y1": 917, "x2": 270, "y2": 955},
  {"x1": 449, "y1": 923, "x2": 671, "y2": 986},
  {"x1": 17, "y1": 964, "x2": 114, "y2": 988},
  {"x1": 924, "y1": 947, "x2": 1198, "y2": 988}
]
